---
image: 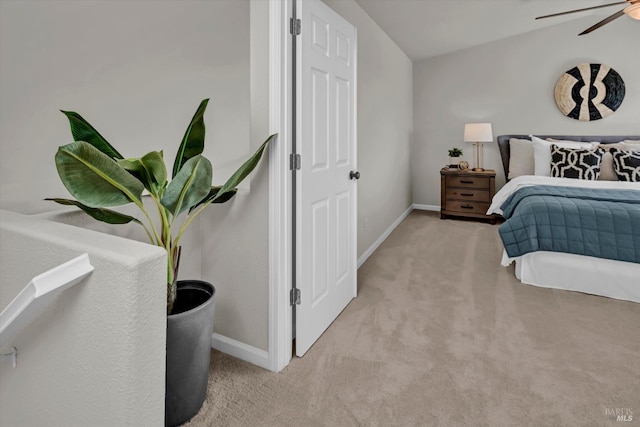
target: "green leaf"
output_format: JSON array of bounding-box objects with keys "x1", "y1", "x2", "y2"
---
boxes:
[
  {"x1": 172, "y1": 99, "x2": 209, "y2": 178},
  {"x1": 117, "y1": 158, "x2": 144, "y2": 174},
  {"x1": 141, "y1": 151, "x2": 167, "y2": 187},
  {"x1": 55, "y1": 141, "x2": 144, "y2": 208},
  {"x1": 161, "y1": 155, "x2": 212, "y2": 216},
  {"x1": 212, "y1": 134, "x2": 276, "y2": 202},
  {"x1": 45, "y1": 198, "x2": 142, "y2": 225},
  {"x1": 118, "y1": 151, "x2": 167, "y2": 197},
  {"x1": 60, "y1": 110, "x2": 124, "y2": 159},
  {"x1": 189, "y1": 186, "x2": 238, "y2": 213}
]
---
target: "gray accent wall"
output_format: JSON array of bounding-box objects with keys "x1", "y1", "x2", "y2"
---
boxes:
[{"x1": 413, "y1": 16, "x2": 640, "y2": 207}]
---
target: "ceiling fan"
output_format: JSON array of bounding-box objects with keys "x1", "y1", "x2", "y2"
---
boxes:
[{"x1": 535, "y1": 0, "x2": 640, "y2": 35}]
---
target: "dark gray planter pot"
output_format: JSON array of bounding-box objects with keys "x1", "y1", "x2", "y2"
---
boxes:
[{"x1": 165, "y1": 280, "x2": 216, "y2": 427}]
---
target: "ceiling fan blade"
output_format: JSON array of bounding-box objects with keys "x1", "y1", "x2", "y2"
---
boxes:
[
  {"x1": 579, "y1": 9, "x2": 626, "y2": 35},
  {"x1": 535, "y1": 1, "x2": 627, "y2": 20}
]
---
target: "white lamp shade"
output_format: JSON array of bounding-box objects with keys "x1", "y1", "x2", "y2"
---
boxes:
[{"x1": 464, "y1": 123, "x2": 493, "y2": 142}]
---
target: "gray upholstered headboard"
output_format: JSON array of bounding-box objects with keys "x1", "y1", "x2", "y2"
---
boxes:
[{"x1": 496, "y1": 135, "x2": 640, "y2": 180}]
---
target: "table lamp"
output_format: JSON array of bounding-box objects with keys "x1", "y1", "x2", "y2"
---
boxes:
[{"x1": 464, "y1": 123, "x2": 493, "y2": 171}]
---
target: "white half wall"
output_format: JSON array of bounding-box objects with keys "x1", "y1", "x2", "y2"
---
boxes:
[
  {"x1": 322, "y1": 0, "x2": 414, "y2": 259},
  {"x1": 0, "y1": 210, "x2": 166, "y2": 427},
  {"x1": 413, "y1": 16, "x2": 640, "y2": 206}
]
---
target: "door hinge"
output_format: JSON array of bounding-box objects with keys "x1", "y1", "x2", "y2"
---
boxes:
[
  {"x1": 290, "y1": 18, "x2": 301, "y2": 36},
  {"x1": 290, "y1": 288, "x2": 301, "y2": 306},
  {"x1": 290, "y1": 153, "x2": 301, "y2": 170}
]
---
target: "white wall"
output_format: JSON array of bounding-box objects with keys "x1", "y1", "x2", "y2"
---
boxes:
[
  {"x1": 198, "y1": 0, "x2": 271, "y2": 352},
  {"x1": 413, "y1": 16, "x2": 640, "y2": 206},
  {"x1": 0, "y1": 210, "x2": 166, "y2": 427},
  {"x1": 0, "y1": 0, "x2": 274, "y2": 353},
  {"x1": 323, "y1": 0, "x2": 414, "y2": 257},
  {"x1": 0, "y1": 0, "x2": 250, "y2": 210}
]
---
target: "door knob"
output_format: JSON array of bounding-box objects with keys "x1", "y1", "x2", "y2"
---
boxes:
[{"x1": 350, "y1": 171, "x2": 360, "y2": 180}]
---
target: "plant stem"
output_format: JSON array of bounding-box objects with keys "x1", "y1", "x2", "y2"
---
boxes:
[
  {"x1": 137, "y1": 203, "x2": 162, "y2": 246},
  {"x1": 140, "y1": 222, "x2": 156, "y2": 246},
  {"x1": 173, "y1": 198, "x2": 211, "y2": 248}
]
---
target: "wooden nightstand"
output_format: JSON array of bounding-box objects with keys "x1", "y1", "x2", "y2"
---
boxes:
[{"x1": 440, "y1": 168, "x2": 496, "y2": 224}]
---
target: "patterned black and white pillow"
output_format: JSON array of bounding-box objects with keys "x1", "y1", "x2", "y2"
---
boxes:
[
  {"x1": 550, "y1": 145, "x2": 605, "y2": 180},
  {"x1": 611, "y1": 148, "x2": 640, "y2": 182}
]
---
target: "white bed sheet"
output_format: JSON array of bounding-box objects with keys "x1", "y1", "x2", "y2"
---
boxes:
[
  {"x1": 502, "y1": 250, "x2": 640, "y2": 303},
  {"x1": 490, "y1": 175, "x2": 640, "y2": 303},
  {"x1": 488, "y1": 175, "x2": 640, "y2": 216}
]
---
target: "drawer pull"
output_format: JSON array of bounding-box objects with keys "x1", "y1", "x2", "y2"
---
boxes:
[
  {"x1": 461, "y1": 205, "x2": 474, "y2": 209},
  {"x1": 460, "y1": 180, "x2": 474, "y2": 184},
  {"x1": 460, "y1": 193, "x2": 474, "y2": 196}
]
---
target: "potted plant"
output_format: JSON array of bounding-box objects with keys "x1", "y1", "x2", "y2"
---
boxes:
[
  {"x1": 47, "y1": 99, "x2": 275, "y2": 426},
  {"x1": 448, "y1": 147, "x2": 463, "y2": 168}
]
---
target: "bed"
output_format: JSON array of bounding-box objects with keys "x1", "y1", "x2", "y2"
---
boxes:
[{"x1": 488, "y1": 135, "x2": 640, "y2": 303}]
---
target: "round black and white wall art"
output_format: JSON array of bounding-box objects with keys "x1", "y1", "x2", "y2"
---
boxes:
[{"x1": 554, "y1": 63, "x2": 625, "y2": 121}]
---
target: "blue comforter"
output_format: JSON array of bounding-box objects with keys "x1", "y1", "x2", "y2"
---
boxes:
[{"x1": 499, "y1": 185, "x2": 640, "y2": 263}]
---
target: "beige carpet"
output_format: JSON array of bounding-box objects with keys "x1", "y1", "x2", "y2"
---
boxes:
[{"x1": 186, "y1": 211, "x2": 640, "y2": 427}]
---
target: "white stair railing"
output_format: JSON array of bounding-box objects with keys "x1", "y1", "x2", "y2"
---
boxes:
[{"x1": 0, "y1": 254, "x2": 94, "y2": 366}]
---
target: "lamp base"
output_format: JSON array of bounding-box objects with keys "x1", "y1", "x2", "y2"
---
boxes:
[{"x1": 473, "y1": 142, "x2": 484, "y2": 171}]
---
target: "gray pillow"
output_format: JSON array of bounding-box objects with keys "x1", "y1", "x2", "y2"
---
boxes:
[
  {"x1": 508, "y1": 138, "x2": 534, "y2": 179},
  {"x1": 598, "y1": 152, "x2": 618, "y2": 181}
]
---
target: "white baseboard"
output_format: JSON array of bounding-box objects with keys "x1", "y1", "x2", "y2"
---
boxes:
[
  {"x1": 211, "y1": 333, "x2": 270, "y2": 370},
  {"x1": 357, "y1": 205, "x2": 413, "y2": 269},
  {"x1": 412, "y1": 204, "x2": 440, "y2": 212}
]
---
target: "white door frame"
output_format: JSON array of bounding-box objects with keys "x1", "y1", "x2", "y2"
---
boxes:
[
  {"x1": 267, "y1": 0, "x2": 293, "y2": 372},
  {"x1": 267, "y1": 0, "x2": 357, "y2": 371}
]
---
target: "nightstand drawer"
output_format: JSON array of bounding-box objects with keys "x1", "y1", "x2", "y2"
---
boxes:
[
  {"x1": 441, "y1": 168, "x2": 496, "y2": 223},
  {"x1": 445, "y1": 200, "x2": 490, "y2": 215},
  {"x1": 446, "y1": 175, "x2": 490, "y2": 190},
  {"x1": 445, "y1": 188, "x2": 490, "y2": 203}
]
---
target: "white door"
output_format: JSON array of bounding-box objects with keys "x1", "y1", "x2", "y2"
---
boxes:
[{"x1": 296, "y1": 0, "x2": 357, "y2": 356}]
